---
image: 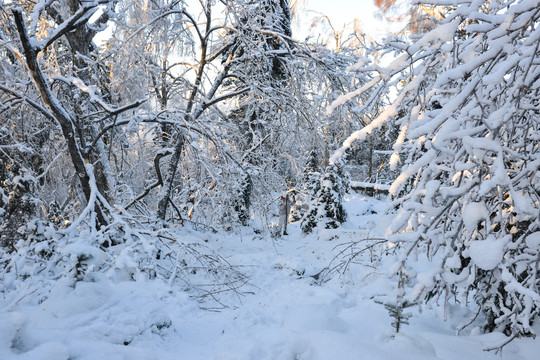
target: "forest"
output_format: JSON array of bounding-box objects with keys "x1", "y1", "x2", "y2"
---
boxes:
[{"x1": 0, "y1": 0, "x2": 539, "y2": 359}]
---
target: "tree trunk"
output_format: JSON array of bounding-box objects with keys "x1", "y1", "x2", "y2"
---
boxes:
[
  {"x1": 156, "y1": 132, "x2": 185, "y2": 220},
  {"x1": 62, "y1": 0, "x2": 114, "y2": 202},
  {"x1": 13, "y1": 9, "x2": 107, "y2": 227}
]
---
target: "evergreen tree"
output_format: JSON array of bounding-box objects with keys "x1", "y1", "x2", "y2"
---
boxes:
[
  {"x1": 234, "y1": 171, "x2": 253, "y2": 226},
  {"x1": 0, "y1": 169, "x2": 38, "y2": 252},
  {"x1": 334, "y1": 158, "x2": 351, "y2": 198},
  {"x1": 301, "y1": 163, "x2": 347, "y2": 233},
  {"x1": 302, "y1": 149, "x2": 323, "y2": 199},
  {"x1": 225, "y1": 0, "x2": 294, "y2": 153},
  {"x1": 291, "y1": 149, "x2": 322, "y2": 222}
]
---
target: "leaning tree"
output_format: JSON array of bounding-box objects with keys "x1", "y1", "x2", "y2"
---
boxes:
[
  {"x1": 331, "y1": 0, "x2": 540, "y2": 340},
  {"x1": 2, "y1": 1, "x2": 144, "y2": 230}
]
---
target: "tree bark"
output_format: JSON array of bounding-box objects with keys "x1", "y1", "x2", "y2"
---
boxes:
[
  {"x1": 60, "y1": 0, "x2": 115, "y2": 202},
  {"x1": 13, "y1": 9, "x2": 107, "y2": 227}
]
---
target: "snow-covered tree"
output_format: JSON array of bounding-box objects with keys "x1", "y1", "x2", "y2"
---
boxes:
[
  {"x1": 105, "y1": 0, "x2": 369, "y2": 228},
  {"x1": 0, "y1": 172, "x2": 38, "y2": 251},
  {"x1": 301, "y1": 162, "x2": 347, "y2": 233},
  {"x1": 0, "y1": 0, "x2": 376, "y2": 236},
  {"x1": 302, "y1": 149, "x2": 323, "y2": 198},
  {"x1": 225, "y1": 168, "x2": 253, "y2": 228},
  {"x1": 2, "y1": 1, "x2": 137, "y2": 229},
  {"x1": 291, "y1": 149, "x2": 322, "y2": 221},
  {"x1": 332, "y1": 0, "x2": 540, "y2": 339}
]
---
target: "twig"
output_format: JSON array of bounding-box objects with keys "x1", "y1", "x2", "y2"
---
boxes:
[{"x1": 483, "y1": 335, "x2": 517, "y2": 354}]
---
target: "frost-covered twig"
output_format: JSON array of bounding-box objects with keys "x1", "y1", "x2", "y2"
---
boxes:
[{"x1": 318, "y1": 238, "x2": 388, "y2": 284}]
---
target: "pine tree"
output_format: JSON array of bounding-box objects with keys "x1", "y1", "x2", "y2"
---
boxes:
[
  {"x1": 290, "y1": 149, "x2": 322, "y2": 222},
  {"x1": 301, "y1": 163, "x2": 347, "y2": 233},
  {"x1": 334, "y1": 158, "x2": 351, "y2": 198},
  {"x1": 0, "y1": 170, "x2": 38, "y2": 252},
  {"x1": 234, "y1": 171, "x2": 253, "y2": 226},
  {"x1": 303, "y1": 149, "x2": 323, "y2": 199}
]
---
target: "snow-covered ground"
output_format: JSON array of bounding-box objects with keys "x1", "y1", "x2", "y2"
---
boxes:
[{"x1": 1, "y1": 194, "x2": 539, "y2": 359}]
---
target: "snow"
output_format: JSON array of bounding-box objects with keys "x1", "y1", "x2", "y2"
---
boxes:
[
  {"x1": 462, "y1": 202, "x2": 489, "y2": 232},
  {"x1": 469, "y1": 235, "x2": 510, "y2": 271},
  {"x1": 1, "y1": 195, "x2": 539, "y2": 360},
  {"x1": 525, "y1": 232, "x2": 540, "y2": 250}
]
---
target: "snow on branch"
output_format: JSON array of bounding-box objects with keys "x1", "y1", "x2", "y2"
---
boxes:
[
  {"x1": 329, "y1": 0, "x2": 540, "y2": 340},
  {"x1": 33, "y1": 1, "x2": 109, "y2": 51}
]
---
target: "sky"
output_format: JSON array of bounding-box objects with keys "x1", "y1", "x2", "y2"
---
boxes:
[
  {"x1": 92, "y1": 0, "x2": 402, "y2": 50},
  {"x1": 299, "y1": 0, "x2": 400, "y2": 41}
]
